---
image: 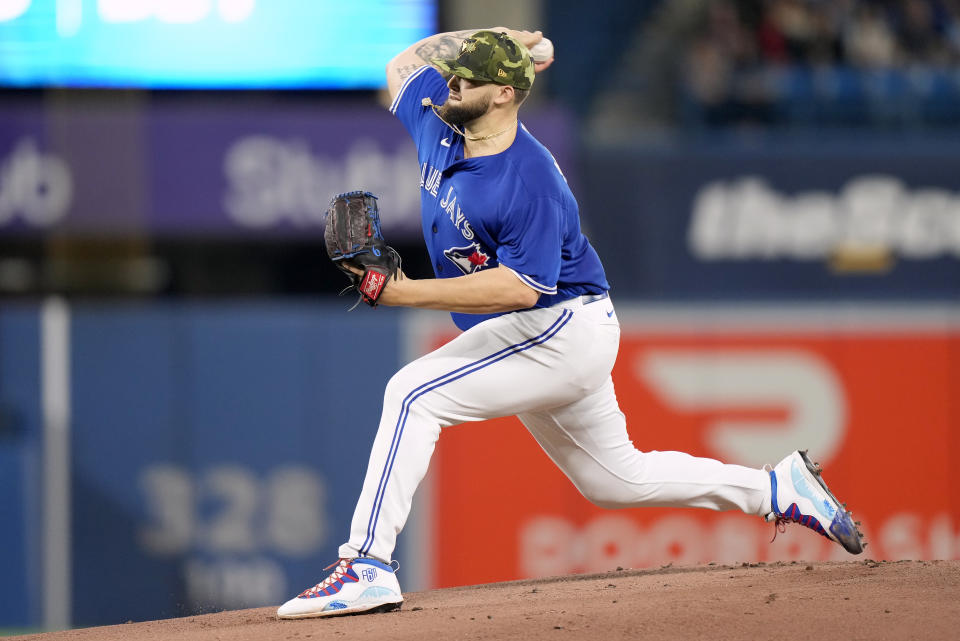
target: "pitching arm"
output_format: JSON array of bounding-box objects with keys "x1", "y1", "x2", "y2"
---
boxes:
[{"x1": 385, "y1": 28, "x2": 550, "y2": 103}]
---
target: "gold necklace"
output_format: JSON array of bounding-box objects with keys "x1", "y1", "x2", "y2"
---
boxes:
[
  {"x1": 460, "y1": 121, "x2": 516, "y2": 142},
  {"x1": 424, "y1": 99, "x2": 516, "y2": 143}
]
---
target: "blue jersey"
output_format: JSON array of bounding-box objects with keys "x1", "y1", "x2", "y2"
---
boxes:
[{"x1": 389, "y1": 66, "x2": 609, "y2": 331}]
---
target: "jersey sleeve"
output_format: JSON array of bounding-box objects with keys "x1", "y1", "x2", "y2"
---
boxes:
[
  {"x1": 496, "y1": 197, "x2": 563, "y2": 295},
  {"x1": 388, "y1": 66, "x2": 450, "y2": 143}
]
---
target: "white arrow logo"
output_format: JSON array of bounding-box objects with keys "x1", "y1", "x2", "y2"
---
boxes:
[{"x1": 638, "y1": 349, "x2": 846, "y2": 468}]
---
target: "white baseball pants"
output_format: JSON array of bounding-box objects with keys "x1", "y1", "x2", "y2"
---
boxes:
[{"x1": 339, "y1": 296, "x2": 772, "y2": 563}]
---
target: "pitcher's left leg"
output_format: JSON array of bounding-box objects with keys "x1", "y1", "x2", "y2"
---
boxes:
[{"x1": 338, "y1": 308, "x2": 578, "y2": 564}]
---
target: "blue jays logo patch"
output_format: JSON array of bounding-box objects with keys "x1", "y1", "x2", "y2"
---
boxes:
[{"x1": 443, "y1": 243, "x2": 490, "y2": 275}]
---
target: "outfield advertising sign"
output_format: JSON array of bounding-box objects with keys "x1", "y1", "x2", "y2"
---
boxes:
[
  {"x1": 581, "y1": 141, "x2": 960, "y2": 300},
  {"x1": 419, "y1": 306, "x2": 960, "y2": 588},
  {"x1": 0, "y1": 103, "x2": 574, "y2": 240}
]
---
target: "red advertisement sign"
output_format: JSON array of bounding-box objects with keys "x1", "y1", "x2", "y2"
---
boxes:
[{"x1": 421, "y1": 312, "x2": 960, "y2": 588}]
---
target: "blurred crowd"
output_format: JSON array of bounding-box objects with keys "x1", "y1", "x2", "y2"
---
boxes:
[{"x1": 682, "y1": 0, "x2": 960, "y2": 127}]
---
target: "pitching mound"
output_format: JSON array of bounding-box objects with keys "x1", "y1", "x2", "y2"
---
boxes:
[{"x1": 9, "y1": 560, "x2": 959, "y2": 641}]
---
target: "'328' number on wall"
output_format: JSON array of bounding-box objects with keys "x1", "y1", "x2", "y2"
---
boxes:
[{"x1": 138, "y1": 463, "x2": 327, "y2": 558}]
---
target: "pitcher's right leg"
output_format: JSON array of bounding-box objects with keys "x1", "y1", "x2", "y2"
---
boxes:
[{"x1": 518, "y1": 377, "x2": 771, "y2": 516}]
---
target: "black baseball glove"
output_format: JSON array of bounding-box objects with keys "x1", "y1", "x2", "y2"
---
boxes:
[{"x1": 324, "y1": 191, "x2": 401, "y2": 307}]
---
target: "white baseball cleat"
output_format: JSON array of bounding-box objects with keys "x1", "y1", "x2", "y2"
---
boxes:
[
  {"x1": 764, "y1": 450, "x2": 866, "y2": 555},
  {"x1": 277, "y1": 557, "x2": 403, "y2": 619}
]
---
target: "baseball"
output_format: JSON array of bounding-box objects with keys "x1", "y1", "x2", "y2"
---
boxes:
[{"x1": 529, "y1": 37, "x2": 554, "y2": 63}]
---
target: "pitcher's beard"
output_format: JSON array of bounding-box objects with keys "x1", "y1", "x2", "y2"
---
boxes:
[{"x1": 438, "y1": 96, "x2": 491, "y2": 127}]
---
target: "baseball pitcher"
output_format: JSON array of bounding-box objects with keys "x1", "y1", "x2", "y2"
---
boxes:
[{"x1": 277, "y1": 27, "x2": 865, "y2": 620}]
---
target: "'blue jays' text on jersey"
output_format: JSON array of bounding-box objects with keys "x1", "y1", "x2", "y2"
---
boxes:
[{"x1": 389, "y1": 66, "x2": 609, "y2": 331}]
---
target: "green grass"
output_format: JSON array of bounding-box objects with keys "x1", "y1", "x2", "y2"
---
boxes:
[{"x1": 0, "y1": 628, "x2": 42, "y2": 637}]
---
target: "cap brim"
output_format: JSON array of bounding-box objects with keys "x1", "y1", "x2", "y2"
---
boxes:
[{"x1": 431, "y1": 58, "x2": 487, "y2": 82}]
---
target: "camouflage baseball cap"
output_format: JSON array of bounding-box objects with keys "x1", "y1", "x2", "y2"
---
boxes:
[{"x1": 432, "y1": 30, "x2": 535, "y2": 90}]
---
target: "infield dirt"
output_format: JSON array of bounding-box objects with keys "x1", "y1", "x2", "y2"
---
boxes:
[{"x1": 8, "y1": 560, "x2": 959, "y2": 641}]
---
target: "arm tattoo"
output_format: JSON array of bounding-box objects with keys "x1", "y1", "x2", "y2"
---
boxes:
[
  {"x1": 414, "y1": 30, "x2": 475, "y2": 65},
  {"x1": 395, "y1": 63, "x2": 423, "y2": 83}
]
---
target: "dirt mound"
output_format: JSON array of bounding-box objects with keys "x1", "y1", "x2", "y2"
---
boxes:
[{"x1": 9, "y1": 560, "x2": 959, "y2": 641}]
